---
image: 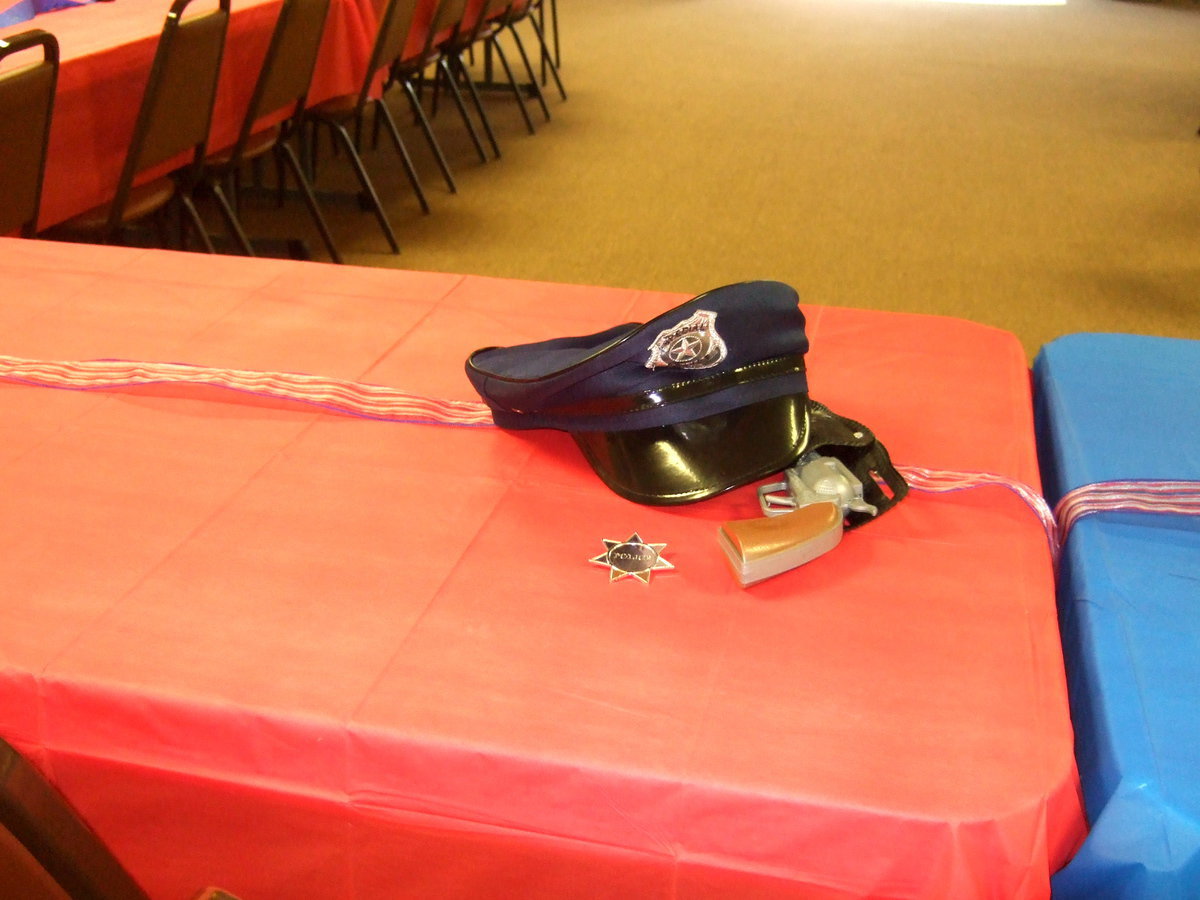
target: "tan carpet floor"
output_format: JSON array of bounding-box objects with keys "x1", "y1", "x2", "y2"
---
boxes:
[{"x1": 245, "y1": 0, "x2": 1200, "y2": 358}]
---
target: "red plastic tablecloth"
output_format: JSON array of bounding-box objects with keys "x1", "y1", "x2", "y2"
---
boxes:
[
  {"x1": 0, "y1": 237, "x2": 1085, "y2": 899},
  {"x1": 0, "y1": 0, "x2": 381, "y2": 229}
]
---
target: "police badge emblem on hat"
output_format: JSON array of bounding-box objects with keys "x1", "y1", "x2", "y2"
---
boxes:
[{"x1": 645, "y1": 310, "x2": 727, "y2": 370}]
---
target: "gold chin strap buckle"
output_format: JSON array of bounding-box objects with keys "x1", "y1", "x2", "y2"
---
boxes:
[{"x1": 718, "y1": 454, "x2": 879, "y2": 588}]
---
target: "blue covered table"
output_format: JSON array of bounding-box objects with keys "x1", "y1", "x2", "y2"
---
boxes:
[{"x1": 1034, "y1": 333, "x2": 1200, "y2": 898}]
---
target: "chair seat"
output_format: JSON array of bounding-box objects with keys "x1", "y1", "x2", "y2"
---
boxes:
[
  {"x1": 206, "y1": 126, "x2": 281, "y2": 169},
  {"x1": 58, "y1": 176, "x2": 177, "y2": 233},
  {"x1": 307, "y1": 92, "x2": 358, "y2": 121},
  {"x1": 440, "y1": 23, "x2": 499, "y2": 55}
]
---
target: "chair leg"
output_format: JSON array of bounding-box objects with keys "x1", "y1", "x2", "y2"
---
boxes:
[
  {"x1": 488, "y1": 36, "x2": 536, "y2": 135},
  {"x1": 403, "y1": 78, "x2": 457, "y2": 194},
  {"x1": 527, "y1": 13, "x2": 566, "y2": 101},
  {"x1": 271, "y1": 152, "x2": 287, "y2": 207},
  {"x1": 179, "y1": 192, "x2": 216, "y2": 254},
  {"x1": 371, "y1": 95, "x2": 383, "y2": 149},
  {"x1": 448, "y1": 52, "x2": 501, "y2": 159},
  {"x1": 373, "y1": 98, "x2": 431, "y2": 215},
  {"x1": 437, "y1": 56, "x2": 488, "y2": 164},
  {"x1": 150, "y1": 214, "x2": 170, "y2": 249},
  {"x1": 428, "y1": 62, "x2": 442, "y2": 118},
  {"x1": 227, "y1": 171, "x2": 241, "y2": 212},
  {"x1": 507, "y1": 23, "x2": 551, "y2": 122},
  {"x1": 545, "y1": 0, "x2": 560, "y2": 70},
  {"x1": 325, "y1": 120, "x2": 401, "y2": 254},
  {"x1": 304, "y1": 121, "x2": 320, "y2": 180},
  {"x1": 209, "y1": 180, "x2": 256, "y2": 256},
  {"x1": 275, "y1": 141, "x2": 343, "y2": 265}
]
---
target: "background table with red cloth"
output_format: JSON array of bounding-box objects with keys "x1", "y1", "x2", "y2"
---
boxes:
[
  {"x1": 0, "y1": 236, "x2": 1085, "y2": 899},
  {"x1": 0, "y1": 0, "x2": 388, "y2": 229}
]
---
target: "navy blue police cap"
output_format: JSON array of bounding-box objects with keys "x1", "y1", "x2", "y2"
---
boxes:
[{"x1": 465, "y1": 281, "x2": 811, "y2": 505}]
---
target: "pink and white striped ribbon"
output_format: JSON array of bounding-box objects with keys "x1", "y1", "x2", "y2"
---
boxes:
[
  {"x1": 897, "y1": 464, "x2": 1060, "y2": 559},
  {"x1": 1055, "y1": 480, "x2": 1200, "y2": 545},
  {"x1": 14, "y1": 354, "x2": 1192, "y2": 559},
  {"x1": 0, "y1": 354, "x2": 495, "y2": 426},
  {"x1": 0, "y1": 355, "x2": 1061, "y2": 546}
]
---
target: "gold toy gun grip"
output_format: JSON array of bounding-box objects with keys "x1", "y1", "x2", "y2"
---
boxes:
[{"x1": 718, "y1": 500, "x2": 844, "y2": 588}]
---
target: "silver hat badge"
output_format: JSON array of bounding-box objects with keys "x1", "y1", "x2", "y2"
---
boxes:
[{"x1": 645, "y1": 310, "x2": 727, "y2": 370}]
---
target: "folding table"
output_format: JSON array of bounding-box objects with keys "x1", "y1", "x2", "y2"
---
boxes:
[
  {"x1": 0, "y1": 237, "x2": 1085, "y2": 898},
  {"x1": 1035, "y1": 333, "x2": 1200, "y2": 898}
]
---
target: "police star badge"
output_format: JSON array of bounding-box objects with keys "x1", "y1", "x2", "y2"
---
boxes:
[
  {"x1": 590, "y1": 533, "x2": 675, "y2": 584},
  {"x1": 645, "y1": 310, "x2": 727, "y2": 370}
]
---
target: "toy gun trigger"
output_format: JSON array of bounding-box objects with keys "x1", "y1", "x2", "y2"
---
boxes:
[{"x1": 719, "y1": 454, "x2": 880, "y2": 588}]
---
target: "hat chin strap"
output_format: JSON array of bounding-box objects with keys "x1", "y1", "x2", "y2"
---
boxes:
[{"x1": 799, "y1": 400, "x2": 910, "y2": 528}]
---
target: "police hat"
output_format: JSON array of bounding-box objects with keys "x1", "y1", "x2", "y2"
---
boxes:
[{"x1": 464, "y1": 281, "x2": 811, "y2": 505}]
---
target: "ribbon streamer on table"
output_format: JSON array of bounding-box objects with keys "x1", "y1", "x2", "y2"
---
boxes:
[
  {"x1": 9, "y1": 353, "x2": 1190, "y2": 559},
  {"x1": 1054, "y1": 480, "x2": 1200, "y2": 546},
  {"x1": 0, "y1": 354, "x2": 494, "y2": 426},
  {"x1": 896, "y1": 465, "x2": 1060, "y2": 560}
]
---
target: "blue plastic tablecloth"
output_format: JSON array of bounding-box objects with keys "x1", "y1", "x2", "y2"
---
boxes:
[
  {"x1": 0, "y1": 0, "x2": 94, "y2": 28},
  {"x1": 1034, "y1": 333, "x2": 1200, "y2": 898}
]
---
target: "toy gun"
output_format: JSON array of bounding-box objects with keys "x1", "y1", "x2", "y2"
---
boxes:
[{"x1": 719, "y1": 401, "x2": 909, "y2": 587}]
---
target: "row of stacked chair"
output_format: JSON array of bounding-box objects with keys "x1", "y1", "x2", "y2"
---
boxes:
[{"x1": 0, "y1": 0, "x2": 565, "y2": 261}]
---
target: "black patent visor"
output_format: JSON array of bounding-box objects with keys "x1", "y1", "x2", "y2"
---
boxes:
[{"x1": 571, "y1": 394, "x2": 810, "y2": 505}]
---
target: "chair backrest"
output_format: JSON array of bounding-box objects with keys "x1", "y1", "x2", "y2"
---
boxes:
[
  {"x1": 443, "y1": 0, "x2": 502, "y2": 51},
  {"x1": 0, "y1": 29, "x2": 58, "y2": 237},
  {"x1": 0, "y1": 737, "x2": 151, "y2": 900},
  {"x1": 232, "y1": 0, "x2": 331, "y2": 159},
  {"x1": 459, "y1": 0, "x2": 504, "y2": 41},
  {"x1": 395, "y1": 0, "x2": 442, "y2": 70},
  {"x1": 433, "y1": 0, "x2": 475, "y2": 50},
  {"x1": 109, "y1": 0, "x2": 231, "y2": 231},
  {"x1": 481, "y1": 0, "x2": 508, "y2": 26},
  {"x1": 355, "y1": 0, "x2": 435, "y2": 107}
]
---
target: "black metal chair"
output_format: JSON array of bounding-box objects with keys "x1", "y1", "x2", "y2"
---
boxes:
[
  {"x1": 1, "y1": 736, "x2": 151, "y2": 900},
  {"x1": 472, "y1": 0, "x2": 544, "y2": 134},
  {"x1": 1, "y1": 736, "x2": 242, "y2": 900},
  {"x1": 383, "y1": 0, "x2": 483, "y2": 176},
  {"x1": 433, "y1": 0, "x2": 512, "y2": 158},
  {"x1": 50, "y1": 0, "x2": 231, "y2": 251},
  {"x1": 498, "y1": 0, "x2": 564, "y2": 107},
  {"x1": 200, "y1": 0, "x2": 342, "y2": 262},
  {"x1": 0, "y1": 29, "x2": 58, "y2": 238},
  {"x1": 305, "y1": 0, "x2": 459, "y2": 253}
]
